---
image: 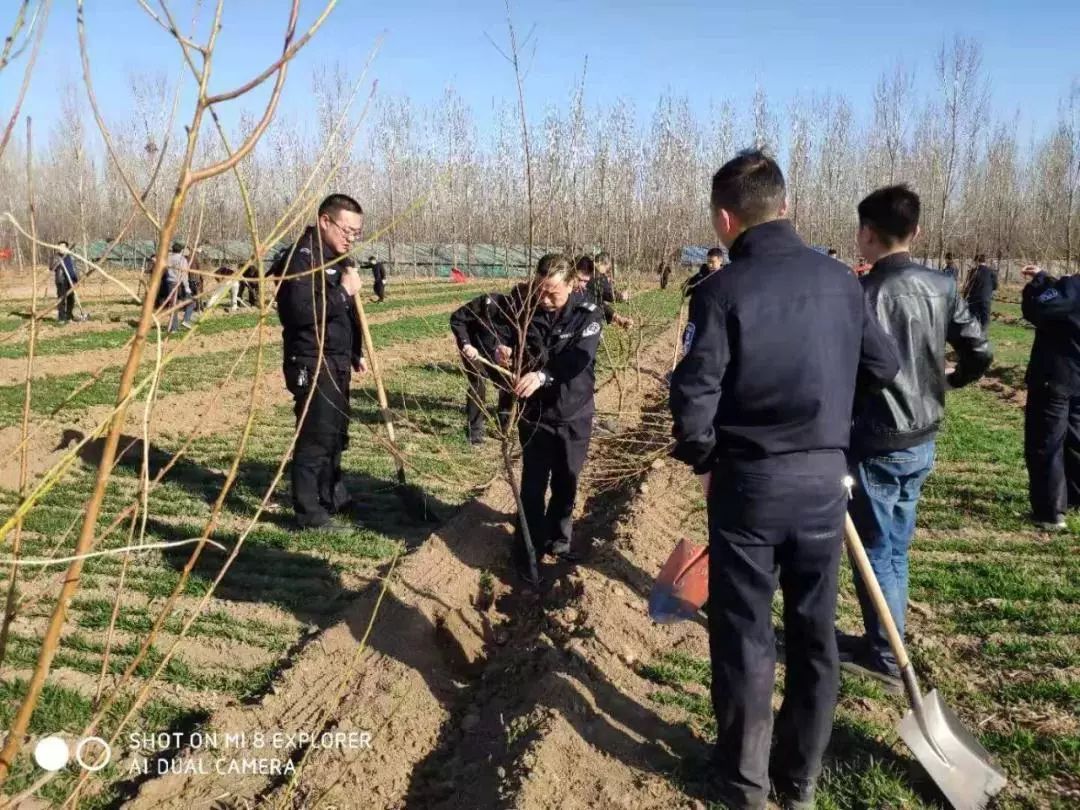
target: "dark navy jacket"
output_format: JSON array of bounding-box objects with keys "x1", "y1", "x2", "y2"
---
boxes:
[
  {"x1": 965, "y1": 264, "x2": 997, "y2": 310},
  {"x1": 514, "y1": 292, "x2": 604, "y2": 426},
  {"x1": 450, "y1": 291, "x2": 518, "y2": 363},
  {"x1": 275, "y1": 227, "x2": 363, "y2": 365},
  {"x1": 669, "y1": 219, "x2": 900, "y2": 473},
  {"x1": 54, "y1": 255, "x2": 78, "y2": 289},
  {"x1": 1022, "y1": 271, "x2": 1080, "y2": 395}
]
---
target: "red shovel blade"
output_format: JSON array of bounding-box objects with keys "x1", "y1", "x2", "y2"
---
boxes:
[{"x1": 649, "y1": 538, "x2": 708, "y2": 623}]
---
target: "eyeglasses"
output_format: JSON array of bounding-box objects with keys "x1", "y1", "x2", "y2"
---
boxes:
[{"x1": 326, "y1": 217, "x2": 363, "y2": 241}]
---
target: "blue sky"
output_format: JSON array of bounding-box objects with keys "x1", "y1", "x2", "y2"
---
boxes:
[{"x1": 4, "y1": 0, "x2": 1077, "y2": 147}]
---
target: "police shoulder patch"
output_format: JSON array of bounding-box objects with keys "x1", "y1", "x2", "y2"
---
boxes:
[
  {"x1": 580, "y1": 301, "x2": 597, "y2": 311},
  {"x1": 682, "y1": 322, "x2": 696, "y2": 354},
  {"x1": 298, "y1": 247, "x2": 311, "y2": 256},
  {"x1": 582, "y1": 321, "x2": 601, "y2": 338},
  {"x1": 1038, "y1": 287, "x2": 1061, "y2": 303}
]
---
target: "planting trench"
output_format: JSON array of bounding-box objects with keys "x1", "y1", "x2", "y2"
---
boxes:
[{"x1": 116, "y1": 318, "x2": 719, "y2": 810}]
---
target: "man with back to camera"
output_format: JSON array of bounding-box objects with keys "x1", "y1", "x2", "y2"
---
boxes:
[
  {"x1": 943, "y1": 251, "x2": 959, "y2": 280},
  {"x1": 669, "y1": 150, "x2": 899, "y2": 810},
  {"x1": 1020, "y1": 262, "x2": 1080, "y2": 531},
  {"x1": 276, "y1": 194, "x2": 368, "y2": 531},
  {"x1": 366, "y1": 254, "x2": 388, "y2": 303},
  {"x1": 964, "y1": 253, "x2": 997, "y2": 331},
  {"x1": 52, "y1": 240, "x2": 79, "y2": 324},
  {"x1": 840, "y1": 185, "x2": 992, "y2": 692}
]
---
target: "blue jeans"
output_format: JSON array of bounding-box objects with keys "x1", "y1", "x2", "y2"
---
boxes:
[{"x1": 849, "y1": 440, "x2": 936, "y2": 674}]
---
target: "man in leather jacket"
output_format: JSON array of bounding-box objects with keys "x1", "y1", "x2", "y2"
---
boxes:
[
  {"x1": 843, "y1": 185, "x2": 992, "y2": 690},
  {"x1": 1020, "y1": 263, "x2": 1080, "y2": 530}
]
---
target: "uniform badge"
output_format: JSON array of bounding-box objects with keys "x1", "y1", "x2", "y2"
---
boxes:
[
  {"x1": 682, "y1": 322, "x2": 696, "y2": 354},
  {"x1": 582, "y1": 322, "x2": 601, "y2": 338},
  {"x1": 1038, "y1": 288, "x2": 1060, "y2": 303},
  {"x1": 327, "y1": 267, "x2": 338, "y2": 275}
]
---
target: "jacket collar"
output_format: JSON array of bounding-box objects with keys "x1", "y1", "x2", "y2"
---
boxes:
[
  {"x1": 728, "y1": 219, "x2": 804, "y2": 260},
  {"x1": 300, "y1": 226, "x2": 344, "y2": 266},
  {"x1": 871, "y1": 251, "x2": 912, "y2": 273}
]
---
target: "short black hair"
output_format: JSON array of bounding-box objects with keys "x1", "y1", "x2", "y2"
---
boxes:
[
  {"x1": 945, "y1": 252, "x2": 954, "y2": 262},
  {"x1": 536, "y1": 253, "x2": 576, "y2": 282},
  {"x1": 710, "y1": 149, "x2": 786, "y2": 226},
  {"x1": 575, "y1": 255, "x2": 595, "y2": 276},
  {"x1": 857, "y1": 184, "x2": 920, "y2": 247},
  {"x1": 827, "y1": 248, "x2": 838, "y2": 257},
  {"x1": 318, "y1": 194, "x2": 363, "y2": 219},
  {"x1": 974, "y1": 253, "x2": 987, "y2": 264},
  {"x1": 57, "y1": 240, "x2": 69, "y2": 248},
  {"x1": 170, "y1": 242, "x2": 184, "y2": 253},
  {"x1": 706, "y1": 247, "x2": 725, "y2": 260}
]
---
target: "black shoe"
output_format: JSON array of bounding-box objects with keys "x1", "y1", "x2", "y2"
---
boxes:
[
  {"x1": 840, "y1": 648, "x2": 903, "y2": 694},
  {"x1": 550, "y1": 540, "x2": 585, "y2": 563},
  {"x1": 771, "y1": 776, "x2": 816, "y2": 810},
  {"x1": 468, "y1": 433, "x2": 485, "y2": 446},
  {"x1": 836, "y1": 630, "x2": 866, "y2": 663}
]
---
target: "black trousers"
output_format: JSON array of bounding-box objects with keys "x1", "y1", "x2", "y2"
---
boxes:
[
  {"x1": 1024, "y1": 383, "x2": 1080, "y2": 520},
  {"x1": 515, "y1": 417, "x2": 592, "y2": 564},
  {"x1": 57, "y1": 285, "x2": 75, "y2": 322},
  {"x1": 968, "y1": 302, "x2": 991, "y2": 332},
  {"x1": 706, "y1": 452, "x2": 846, "y2": 809},
  {"x1": 464, "y1": 362, "x2": 512, "y2": 440},
  {"x1": 284, "y1": 356, "x2": 351, "y2": 528},
  {"x1": 373, "y1": 281, "x2": 385, "y2": 302}
]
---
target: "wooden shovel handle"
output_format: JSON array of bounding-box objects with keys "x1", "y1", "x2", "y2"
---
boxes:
[
  {"x1": 843, "y1": 513, "x2": 911, "y2": 670},
  {"x1": 352, "y1": 291, "x2": 397, "y2": 446}
]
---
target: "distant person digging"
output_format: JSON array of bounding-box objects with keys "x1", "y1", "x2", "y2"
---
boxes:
[
  {"x1": 365, "y1": 255, "x2": 388, "y2": 303},
  {"x1": 52, "y1": 241, "x2": 83, "y2": 324}
]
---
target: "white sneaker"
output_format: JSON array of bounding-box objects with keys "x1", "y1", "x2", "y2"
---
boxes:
[{"x1": 1033, "y1": 515, "x2": 1067, "y2": 532}]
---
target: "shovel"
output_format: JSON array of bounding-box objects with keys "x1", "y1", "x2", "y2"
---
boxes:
[
  {"x1": 843, "y1": 513, "x2": 1007, "y2": 810},
  {"x1": 351, "y1": 291, "x2": 438, "y2": 522}
]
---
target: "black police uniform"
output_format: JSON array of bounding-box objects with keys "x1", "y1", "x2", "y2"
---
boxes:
[
  {"x1": 682, "y1": 263, "x2": 717, "y2": 299},
  {"x1": 371, "y1": 261, "x2": 387, "y2": 302},
  {"x1": 1021, "y1": 271, "x2": 1080, "y2": 521},
  {"x1": 54, "y1": 255, "x2": 78, "y2": 322},
  {"x1": 583, "y1": 274, "x2": 617, "y2": 323},
  {"x1": 512, "y1": 293, "x2": 604, "y2": 567},
  {"x1": 669, "y1": 219, "x2": 899, "y2": 809},
  {"x1": 275, "y1": 227, "x2": 364, "y2": 528},
  {"x1": 964, "y1": 262, "x2": 997, "y2": 330},
  {"x1": 449, "y1": 291, "x2": 515, "y2": 442}
]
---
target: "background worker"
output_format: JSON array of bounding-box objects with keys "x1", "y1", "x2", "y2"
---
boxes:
[
  {"x1": 1020, "y1": 263, "x2": 1080, "y2": 531},
  {"x1": 52, "y1": 240, "x2": 79, "y2": 324},
  {"x1": 964, "y1": 253, "x2": 998, "y2": 331},
  {"x1": 450, "y1": 289, "x2": 516, "y2": 445}
]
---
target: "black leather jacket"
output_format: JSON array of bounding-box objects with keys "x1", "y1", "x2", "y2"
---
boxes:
[{"x1": 852, "y1": 252, "x2": 993, "y2": 455}]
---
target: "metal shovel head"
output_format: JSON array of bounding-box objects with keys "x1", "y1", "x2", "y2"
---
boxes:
[
  {"x1": 898, "y1": 688, "x2": 1007, "y2": 810},
  {"x1": 648, "y1": 538, "x2": 708, "y2": 624}
]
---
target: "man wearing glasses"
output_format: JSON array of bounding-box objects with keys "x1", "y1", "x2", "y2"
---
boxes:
[{"x1": 276, "y1": 194, "x2": 368, "y2": 532}]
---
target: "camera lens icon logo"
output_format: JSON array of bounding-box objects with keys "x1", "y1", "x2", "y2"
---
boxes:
[{"x1": 33, "y1": 736, "x2": 111, "y2": 772}]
